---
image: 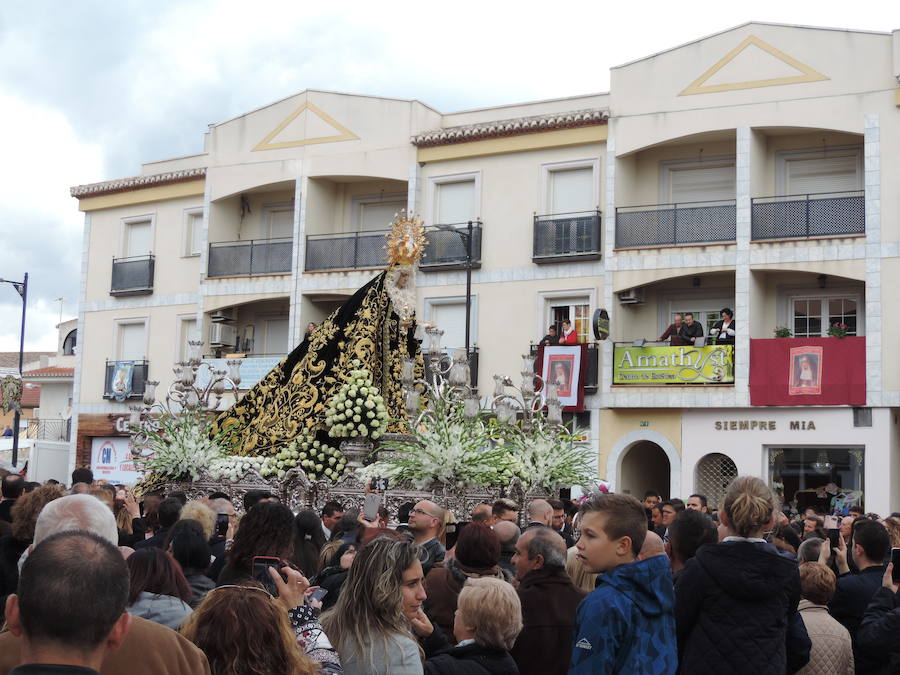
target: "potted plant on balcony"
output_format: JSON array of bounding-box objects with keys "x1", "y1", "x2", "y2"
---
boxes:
[
  {"x1": 827, "y1": 322, "x2": 849, "y2": 338},
  {"x1": 773, "y1": 326, "x2": 793, "y2": 338}
]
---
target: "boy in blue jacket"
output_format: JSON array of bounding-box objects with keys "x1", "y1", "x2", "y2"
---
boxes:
[{"x1": 569, "y1": 493, "x2": 677, "y2": 674}]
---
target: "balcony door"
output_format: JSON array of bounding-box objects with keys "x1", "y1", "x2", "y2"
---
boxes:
[
  {"x1": 117, "y1": 322, "x2": 146, "y2": 361},
  {"x1": 263, "y1": 318, "x2": 290, "y2": 355},
  {"x1": 549, "y1": 299, "x2": 590, "y2": 343},
  {"x1": 547, "y1": 167, "x2": 595, "y2": 254},
  {"x1": 359, "y1": 199, "x2": 406, "y2": 232},
  {"x1": 124, "y1": 220, "x2": 152, "y2": 257},
  {"x1": 263, "y1": 204, "x2": 293, "y2": 240},
  {"x1": 783, "y1": 151, "x2": 861, "y2": 195}
]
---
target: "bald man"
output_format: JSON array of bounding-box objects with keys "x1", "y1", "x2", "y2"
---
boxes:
[
  {"x1": 638, "y1": 530, "x2": 666, "y2": 560},
  {"x1": 494, "y1": 519, "x2": 521, "y2": 577},
  {"x1": 407, "y1": 499, "x2": 446, "y2": 575},
  {"x1": 471, "y1": 503, "x2": 492, "y2": 523},
  {"x1": 526, "y1": 499, "x2": 554, "y2": 529}
]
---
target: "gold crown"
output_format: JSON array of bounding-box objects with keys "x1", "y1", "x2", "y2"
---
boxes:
[{"x1": 385, "y1": 211, "x2": 427, "y2": 266}]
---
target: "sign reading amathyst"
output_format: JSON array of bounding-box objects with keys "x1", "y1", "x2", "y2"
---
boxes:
[{"x1": 613, "y1": 345, "x2": 734, "y2": 385}]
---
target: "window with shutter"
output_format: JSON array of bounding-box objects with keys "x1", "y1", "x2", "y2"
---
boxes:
[
  {"x1": 436, "y1": 180, "x2": 476, "y2": 224},
  {"x1": 785, "y1": 154, "x2": 860, "y2": 195},
  {"x1": 124, "y1": 221, "x2": 152, "y2": 257},
  {"x1": 549, "y1": 168, "x2": 594, "y2": 214},
  {"x1": 668, "y1": 164, "x2": 736, "y2": 203},
  {"x1": 118, "y1": 322, "x2": 146, "y2": 361}
]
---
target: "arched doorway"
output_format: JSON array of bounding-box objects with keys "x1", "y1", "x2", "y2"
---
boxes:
[{"x1": 619, "y1": 441, "x2": 671, "y2": 500}]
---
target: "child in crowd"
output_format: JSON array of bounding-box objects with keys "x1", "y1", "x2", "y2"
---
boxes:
[{"x1": 569, "y1": 493, "x2": 676, "y2": 674}]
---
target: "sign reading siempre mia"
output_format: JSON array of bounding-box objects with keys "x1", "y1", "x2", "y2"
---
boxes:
[{"x1": 613, "y1": 345, "x2": 734, "y2": 385}]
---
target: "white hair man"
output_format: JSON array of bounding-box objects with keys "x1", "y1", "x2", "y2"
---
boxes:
[
  {"x1": 0, "y1": 494, "x2": 211, "y2": 674},
  {"x1": 510, "y1": 527, "x2": 587, "y2": 675}
]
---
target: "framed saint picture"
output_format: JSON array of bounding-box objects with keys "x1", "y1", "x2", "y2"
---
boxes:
[
  {"x1": 789, "y1": 346, "x2": 823, "y2": 395},
  {"x1": 541, "y1": 345, "x2": 582, "y2": 408}
]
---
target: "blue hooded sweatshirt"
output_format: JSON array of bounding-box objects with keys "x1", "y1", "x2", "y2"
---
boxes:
[{"x1": 568, "y1": 554, "x2": 676, "y2": 675}]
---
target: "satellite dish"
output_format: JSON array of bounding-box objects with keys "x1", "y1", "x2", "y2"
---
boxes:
[{"x1": 592, "y1": 308, "x2": 610, "y2": 341}]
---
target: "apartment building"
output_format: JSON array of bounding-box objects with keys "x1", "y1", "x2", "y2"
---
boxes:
[{"x1": 70, "y1": 22, "x2": 900, "y2": 514}]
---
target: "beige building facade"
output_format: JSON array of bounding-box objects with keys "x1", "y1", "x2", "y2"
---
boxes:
[{"x1": 71, "y1": 22, "x2": 900, "y2": 515}]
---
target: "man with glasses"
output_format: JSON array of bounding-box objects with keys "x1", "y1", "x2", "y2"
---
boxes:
[{"x1": 407, "y1": 500, "x2": 446, "y2": 575}]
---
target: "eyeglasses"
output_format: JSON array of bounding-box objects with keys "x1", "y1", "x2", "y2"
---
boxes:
[{"x1": 411, "y1": 507, "x2": 439, "y2": 519}]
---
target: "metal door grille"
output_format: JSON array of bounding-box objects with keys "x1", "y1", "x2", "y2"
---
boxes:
[{"x1": 694, "y1": 453, "x2": 738, "y2": 511}]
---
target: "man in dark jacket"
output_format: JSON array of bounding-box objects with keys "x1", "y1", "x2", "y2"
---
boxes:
[
  {"x1": 856, "y1": 561, "x2": 900, "y2": 672},
  {"x1": 0, "y1": 474, "x2": 24, "y2": 523},
  {"x1": 134, "y1": 497, "x2": 182, "y2": 550},
  {"x1": 828, "y1": 519, "x2": 890, "y2": 673},
  {"x1": 509, "y1": 526, "x2": 585, "y2": 675}
]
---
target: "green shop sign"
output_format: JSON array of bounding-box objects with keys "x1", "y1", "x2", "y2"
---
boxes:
[{"x1": 613, "y1": 345, "x2": 734, "y2": 385}]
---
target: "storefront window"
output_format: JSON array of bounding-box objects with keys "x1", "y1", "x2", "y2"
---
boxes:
[{"x1": 769, "y1": 447, "x2": 864, "y2": 514}]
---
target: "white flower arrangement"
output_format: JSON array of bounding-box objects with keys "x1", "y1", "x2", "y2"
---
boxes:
[
  {"x1": 499, "y1": 423, "x2": 595, "y2": 493},
  {"x1": 206, "y1": 455, "x2": 266, "y2": 483},
  {"x1": 324, "y1": 360, "x2": 389, "y2": 440},
  {"x1": 260, "y1": 435, "x2": 349, "y2": 483},
  {"x1": 359, "y1": 398, "x2": 512, "y2": 489},
  {"x1": 133, "y1": 410, "x2": 227, "y2": 482}
]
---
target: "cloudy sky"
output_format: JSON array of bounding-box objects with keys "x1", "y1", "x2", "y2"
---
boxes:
[{"x1": 0, "y1": 0, "x2": 893, "y2": 351}]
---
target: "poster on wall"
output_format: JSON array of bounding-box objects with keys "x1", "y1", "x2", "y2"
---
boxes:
[
  {"x1": 789, "y1": 346, "x2": 823, "y2": 396},
  {"x1": 91, "y1": 437, "x2": 141, "y2": 484},
  {"x1": 540, "y1": 345, "x2": 583, "y2": 408}
]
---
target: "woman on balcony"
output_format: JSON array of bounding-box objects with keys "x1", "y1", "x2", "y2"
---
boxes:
[
  {"x1": 559, "y1": 320, "x2": 579, "y2": 345},
  {"x1": 710, "y1": 308, "x2": 736, "y2": 346}
]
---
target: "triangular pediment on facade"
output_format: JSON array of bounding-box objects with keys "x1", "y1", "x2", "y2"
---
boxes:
[
  {"x1": 679, "y1": 34, "x2": 829, "y2": 96},
  {"x1": 252, "y1": 101, "x2": 360, "y2": 151}
]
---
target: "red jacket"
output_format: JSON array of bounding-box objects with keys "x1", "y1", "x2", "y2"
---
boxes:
[{"x1": 560, "y1": 330, "x2": 579, "y2": 345}]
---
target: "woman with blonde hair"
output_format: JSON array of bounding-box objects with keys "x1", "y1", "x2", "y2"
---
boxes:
[
  {"x1": 413, "y1": 577, "x2": 522, "y2": 674},
  {"x1": 181, "y1": 584, "x2": 320, "y2": 675},
  {"x1": 180, "y1": 500, "x2": 217, "y2": 542},
  {"x1": 321, "y1": 536, "x2": 426, "y2": 674},
  {"x1": 675, "y1": 476, "x2": 811, "y2": 674}
]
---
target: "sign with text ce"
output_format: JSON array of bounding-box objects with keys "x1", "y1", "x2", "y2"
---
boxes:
[{"x1": 613, "y1": 344, "x2": 734, "y2": 385}]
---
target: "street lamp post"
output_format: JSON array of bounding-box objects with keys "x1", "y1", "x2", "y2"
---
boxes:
[
  {"x1": 0, "y1": 273, "x2": 28, "y2": 467},
  {"x1": 434, "y1": 221, "x2": 477, "y2": 355}
]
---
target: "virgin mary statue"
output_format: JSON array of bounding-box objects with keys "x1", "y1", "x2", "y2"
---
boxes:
[{"x1": 211, "y1": 214, "x2": 425, "y2": 456}]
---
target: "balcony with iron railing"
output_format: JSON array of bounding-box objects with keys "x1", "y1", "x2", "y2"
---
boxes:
[
  {"x1": 26, "y1": 418, "x2": 71, "y2": 442},
  {"x1": 420, "y1": 222, "x2": 482, "y2": 271},
  {"x1": 751, "y1": 190, "x2": 865, "y2": 241},
  {"x1": 110, "y1": 255, "x2": 154, "y2": 296},
  {"x1": 533, "y1": 210, "x2": 602, "y2": 263},
  {"x1": 208, "y1": 238, "x2": 292, "y2": 277},
  {"x1": 615, "y1": 199, "x2": 736, "y2": 248},
  {"x1": 102, "y1": 360, "x2": 150, "y2": 400},
  {"x1": 305, "y1": 230, "x2": 388, "y2": 271}
]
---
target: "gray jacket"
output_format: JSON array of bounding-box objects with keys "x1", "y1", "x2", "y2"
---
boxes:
[{"x1": 128, "y1": 591, "x2": 193, "y2": 631}]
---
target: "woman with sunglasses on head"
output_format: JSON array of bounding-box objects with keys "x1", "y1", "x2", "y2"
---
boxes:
[
  {"x1": 182, "y1": 568, "x2": 323, "y2": 675},
  {"x1": 322, "y1": 536, "x2": 427, "y2": 674}
]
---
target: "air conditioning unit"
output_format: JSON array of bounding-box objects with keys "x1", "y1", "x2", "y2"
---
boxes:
[
  {"x1": 210, "y1": 308, "x2": 233, "y2": 323},
  {"x1": 209, "y1": 323, "x2": 237, "y2": 348},
  {"x1": 617, "y1": 288, "x2": 644, "y2": 305}
]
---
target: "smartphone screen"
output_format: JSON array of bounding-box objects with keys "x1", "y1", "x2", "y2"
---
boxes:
[
  {"x1": 363, "y1": 492, "x2": 380, "y2": 522},
  {"x1": 827, "y1": 529, "x2": 840, "y2": 548},
  {"x1": 215, "y1": 513, "x2": 229, "y2": 537},
  {"x1": 309, "y1": 587, "x2": 328, "y2": 602},
  {"x1": 252, "y1": 556, "x2": 285, "y2": 596},
  {"x1": 891, "y1": 548, "x2": 900, "y2": 583},
  {"x1": 824, "y1": 515, "x2": 838, "y2": 530}
]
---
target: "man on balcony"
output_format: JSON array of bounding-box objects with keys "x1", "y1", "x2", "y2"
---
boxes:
[
  {"x1": 560, "y1": 320, "x2": 579, "y2": 345},
  {"x1": 680, "y1": 313, "x2": 704, "y2": 345},
  {"x1": 659, "y1": 314, "x2": 687, "y2": 346}
]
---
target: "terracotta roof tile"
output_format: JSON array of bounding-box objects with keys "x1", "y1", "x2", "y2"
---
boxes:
[
  {"x1": 0, "y1": 352, "x2": 54, "y2": 370},
  {"x1": 23, "y1": 366, "x2": 74, "y2": 378},
  {"x1": 20, "y1": 384, "x2": 40, "y2": 408},
  {"x1": 70, "y1": 167, "x2": 206, "y2": 198},
  {"x1": 412, "y1": 109, "x2": 609, "y2": 147}
]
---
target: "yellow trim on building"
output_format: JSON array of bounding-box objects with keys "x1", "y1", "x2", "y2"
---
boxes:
[
  {"x1": 253, "y1": 102, "x2": 360, "y2": 151},
  {"x1": 680, "y1": 35, "x2": 829, "y2": 96},
  {"x1": 417, "y1": 125, "x2": 608, "y2": 163},
  {"x1": 77, "y1": 179, "x2": 205, "y2": 212},
  {"x1": 895, "y1": 89, "x2": 900, "y2": 106}
]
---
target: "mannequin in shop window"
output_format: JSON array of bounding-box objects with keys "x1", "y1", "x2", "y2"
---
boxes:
[
  {"x1": 559, "y1": 320, "x2": 579, "y2": 345},
  {"x1": 710, "y1": 308, "x2": 736, "y2": 346}
]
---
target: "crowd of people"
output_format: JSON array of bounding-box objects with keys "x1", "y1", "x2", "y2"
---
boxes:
[{"x1": 1, "y1": 464, "x2": 900, "y2": 674}]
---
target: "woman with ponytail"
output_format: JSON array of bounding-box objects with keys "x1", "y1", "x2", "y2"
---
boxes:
[{"x1": 674, "y1": 476, "x2": 811, "y2": 674}]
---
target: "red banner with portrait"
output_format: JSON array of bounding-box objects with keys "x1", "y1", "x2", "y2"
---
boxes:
[
  {"x1": 535, "y1": 344, "x2": 587, "y2": 412},
  {"x1": 749, "y1": 337, "x2": 866, "y2": 406}
]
